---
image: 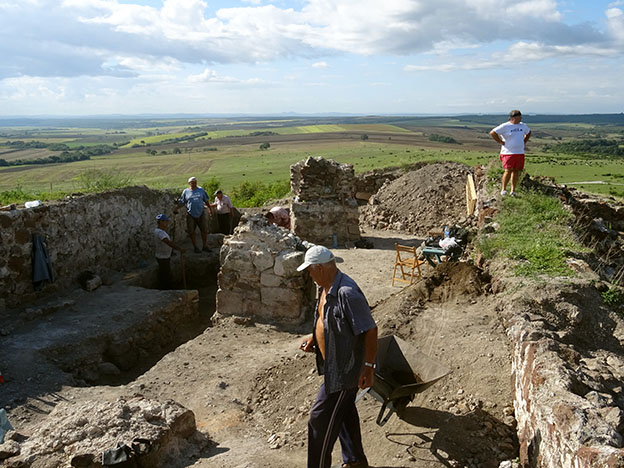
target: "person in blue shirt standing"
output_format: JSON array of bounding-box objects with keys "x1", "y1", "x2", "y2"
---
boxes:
[
  {"x1": 298, "y1": 245, "x2": 378, "y2": 468},
  {"x1": 174, "y1": 176, "x2": 214, "y2": 253}
]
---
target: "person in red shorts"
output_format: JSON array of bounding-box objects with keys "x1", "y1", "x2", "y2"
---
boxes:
[{"x1": 489, "y1": 110, "x2": 531, "y2": 197}]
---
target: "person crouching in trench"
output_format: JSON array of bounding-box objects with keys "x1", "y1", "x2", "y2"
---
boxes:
[{"x1": 154, "y1": 214, "x2": 184, "y2": 289}]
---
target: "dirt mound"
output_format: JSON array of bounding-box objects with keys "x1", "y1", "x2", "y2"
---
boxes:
[
  {"x1": 373, "y1": 261, "x2": 491, "y2": 339},
  {"x1": 361, "y1": 162, "x2": 474, "y2": 235},
  {"x1": 381, "y1": 261, "x2": 490, "y2": 307}
]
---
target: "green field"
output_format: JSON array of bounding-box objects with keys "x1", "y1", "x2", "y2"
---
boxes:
[{"x1": 1, "y1": 115, "x2": 623, "y2": 204}]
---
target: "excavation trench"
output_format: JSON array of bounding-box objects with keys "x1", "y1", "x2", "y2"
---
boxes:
[{"x1": 0, "y1": 251, "x2": 220, "y2": 408}]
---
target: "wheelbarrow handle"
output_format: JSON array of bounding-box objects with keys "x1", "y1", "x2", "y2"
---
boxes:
[{"x1": 355, "y1": 388, "x2": 370, "y2": 403}]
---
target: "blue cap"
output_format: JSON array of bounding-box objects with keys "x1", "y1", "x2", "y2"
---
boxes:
[{"x1": 156, "y1": 214, "x2": 170, "y2": 222}]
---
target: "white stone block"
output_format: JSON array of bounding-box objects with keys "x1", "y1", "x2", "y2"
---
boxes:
[
  {"x1": 260, "y1": 270, "x2": 282, "y2": 287},
  {"x1": 274, "y1": 251, "x2": 305, "y2": 277},
  {"x1": 261, "y1": 287, "x2": 296, "y2": 305},
  {"x1": 251, "y1": 249, "x2": 274, "y2": 272}
]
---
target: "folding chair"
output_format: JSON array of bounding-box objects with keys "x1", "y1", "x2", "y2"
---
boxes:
[{"x1": 392, "y1": 244, "x2": 425, "y2": 286}]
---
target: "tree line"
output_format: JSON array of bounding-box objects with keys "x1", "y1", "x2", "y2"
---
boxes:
[
  {"x1": 0, "y1": 141, "x2": 115, "y2": 167},
  {"x1": 543, "y1": 139, "x2": 623, "y2": 157}
]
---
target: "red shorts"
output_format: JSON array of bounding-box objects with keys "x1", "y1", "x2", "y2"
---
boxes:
[{"x1": 500, "y1": 153, "x2": 525, "y2": 170}]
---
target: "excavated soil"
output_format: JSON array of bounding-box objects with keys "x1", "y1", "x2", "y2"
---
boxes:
[
  {"x1": 361, "y1": 162, "x2": 476, "y2": 235},
  {"x1": 3, "y1": 165, "x2": 624, "y2": 468},
  {"x1": 0, "y1": 228, "x2": 516, "y2": 468}
]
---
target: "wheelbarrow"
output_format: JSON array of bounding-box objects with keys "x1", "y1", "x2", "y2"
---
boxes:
[{"x1": 356, "y1": 335, "x2": 451, "y2": 426}]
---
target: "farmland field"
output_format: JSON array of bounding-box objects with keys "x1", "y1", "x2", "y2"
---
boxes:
[{"x1": 1, "y1": 114, "x2": 623, "y2": 204}]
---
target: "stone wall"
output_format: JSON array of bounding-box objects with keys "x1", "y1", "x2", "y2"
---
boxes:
[
  {"x1": 216, "y1": 214, "x2": 315, "y2": 326},
  {"x1": 290, "y1": 157, "x2": 361, "y2": 245},
  {"x1": 0, "y1": 186, "x2": 192, "y2": 308},
  {"x1": 476, "y1": 173, "x2": 624, "y2": 467},
  {"x1": 505, "y1": 285, "x2": 624, "y2": 467}
]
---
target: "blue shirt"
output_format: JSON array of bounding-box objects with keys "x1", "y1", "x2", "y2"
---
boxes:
[
  {"x1": 179, "y1": 187, "x2": 209, "y2": 218},
  {"x1": 313, "y1": 271, "x2": 376, "y2": 393}
]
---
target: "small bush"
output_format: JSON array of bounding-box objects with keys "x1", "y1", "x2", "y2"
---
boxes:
[
  {"x1": 202, "y1": 177, "x2": 222, "y2": 197},
  {"x1": 428, "y1": 134, "x2": 460, "y2": 144},
  {"x1": 75, "y1": 169, "x2": 134, "y2": 191},
  {"x1": 230, "y1": 180, "x2": 290, "y2": 207},
  {"x1": 602, "y1": 287, "x2": 622, "y2": 307},
  {"x1": 0, "y1": 185, "x2": 37, "y2": 205}
]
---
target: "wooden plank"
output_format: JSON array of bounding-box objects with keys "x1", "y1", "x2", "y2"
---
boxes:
[{"x1": 466, "y1": 174, "x2": 477, "y2": 216}]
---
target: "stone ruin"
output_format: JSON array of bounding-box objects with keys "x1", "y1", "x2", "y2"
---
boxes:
[
  {"x1": 290, "y1": 156, "x2": 361, "y2": 246},
  {"x1": 215, "y1": 214, "x2": 315, "y2": 326},
  {"x1": 1, "y1": 396, "x2": 205, "y2": 468},
  {"x1": 0, "y1": 186, "x2": 190, "y2": 309}
]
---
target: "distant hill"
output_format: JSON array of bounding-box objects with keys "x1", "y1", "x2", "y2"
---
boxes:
[{"x1": 1, "y1": 113, "x2": 623, "y2": 129}]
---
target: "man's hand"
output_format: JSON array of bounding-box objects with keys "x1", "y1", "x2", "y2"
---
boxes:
[
  {"x1": 358, "y1": 366, "x2": 374, "y2": 389},
  {"x1": 300, "y1": 335, "x2": 315, "y2": 353}
]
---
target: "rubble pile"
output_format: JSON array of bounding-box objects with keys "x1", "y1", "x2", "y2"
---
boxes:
[
  {"x1": 352, "y1": 162, "x2": 430, "y2": 204},
  {"x1": 0, "y1": 396, "x2": 206, "y2": 468},
  {"x1": 290, "y1": 156, "x2": 361, "y2": 245},
  {"x1": 216, "y1": 214, "x2": 315, "y2": 325},
  {"x1": 360, "y1": 162, "x2": 475, "y2": 235}
]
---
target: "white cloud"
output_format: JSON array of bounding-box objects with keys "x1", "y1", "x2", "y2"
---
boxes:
[
  {"x1": 606, "y1": 7, "x2": 624, "y2": 43},
  {"x1": 2, "y1": 0, "x2": 624, "y2": 115},
  {"x1": 187, "y1": 67, "x2": 264, "y2": 85},
  {"x1": 1, "y1": 0, "x2": 619, "y2": 82},
  {"x1": 405, "y1": 39, "x2": 619, "y2": 73}
]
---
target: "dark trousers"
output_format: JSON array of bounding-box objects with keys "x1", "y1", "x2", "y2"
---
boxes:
[
  {"x1": 156, "y1": 258, "x2": 172, "y2": 289},
  {"x1": 217, "y1": 213, "x2": 231, "y2": 235},
  {"x1": 308, "y1": 383, "x2": 367, "y2": 468}
]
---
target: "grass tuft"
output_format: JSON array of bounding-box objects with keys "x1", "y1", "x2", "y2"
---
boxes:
[{"x1": 477, "y1": 190, "x2": 584, "y2": 277}]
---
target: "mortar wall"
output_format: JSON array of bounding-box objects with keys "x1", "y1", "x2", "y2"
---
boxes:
[{"x1": 0, "y1": 186, "x2": 191, "y2": 308}]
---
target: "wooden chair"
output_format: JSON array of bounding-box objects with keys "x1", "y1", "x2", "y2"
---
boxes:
[{"x1": 392, "y1": 243, "x2": 425, "y2": 286}]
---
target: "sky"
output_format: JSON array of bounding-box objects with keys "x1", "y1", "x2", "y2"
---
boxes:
[{"x1": 1, "y1": 0, "x2": 623, "y2": 116}]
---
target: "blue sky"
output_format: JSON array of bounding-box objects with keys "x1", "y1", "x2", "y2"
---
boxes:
[{"x1": 1, "y1": 0, "x2": 623, "y2": 116}]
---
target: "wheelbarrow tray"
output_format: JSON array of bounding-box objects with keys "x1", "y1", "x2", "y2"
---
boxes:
[{"x1": 358, "y1": 334, "x2": 451, "y2": 425}]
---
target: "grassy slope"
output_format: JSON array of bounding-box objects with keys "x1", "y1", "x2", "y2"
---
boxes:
[{"x1": 0, "y1": 117, "x2": 622, "y2": 201}]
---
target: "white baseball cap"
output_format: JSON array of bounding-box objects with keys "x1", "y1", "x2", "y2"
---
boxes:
[
  {"x1": 297, "y1": 245, "x2": 335, "y2": 271},
  {"x1": 188, "y1": 176, "x2": 197, "y2": 183}
]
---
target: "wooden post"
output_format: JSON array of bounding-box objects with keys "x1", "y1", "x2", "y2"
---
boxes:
[{"x1": 466, "y1": 174, "x2": 477, "y2": 215}]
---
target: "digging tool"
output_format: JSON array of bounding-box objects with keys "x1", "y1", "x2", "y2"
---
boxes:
[{"x1": 180, "y1": 252, "x2": 187, "y2": 289}]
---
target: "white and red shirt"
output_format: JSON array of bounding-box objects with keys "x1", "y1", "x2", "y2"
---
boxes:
[{"x1": 492, "y1": 121, "x2": 530, "y2": 155}]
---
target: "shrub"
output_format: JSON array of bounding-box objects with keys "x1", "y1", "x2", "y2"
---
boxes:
[
  {"x1": 230, "y1": 180, "x2": 290, "y2": 207},
  {"x1": 202, "y1": 177, "x2": 222, "y2": 197},
  {"x1": 428, "y1": 134, "x2": 460, "y2": 144},
  {"x1": 74, "y1": 169, "x2": 134, "y2": 191},
  {"x1": 602, "y1": 287, "x2": 622, "y2": 307}
]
